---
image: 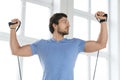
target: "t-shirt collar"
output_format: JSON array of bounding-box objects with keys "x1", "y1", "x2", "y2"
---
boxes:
[{"x1": 50, "y1": 38, "x2": 67, "y2": 42}]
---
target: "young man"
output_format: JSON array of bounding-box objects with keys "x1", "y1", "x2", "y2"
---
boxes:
[{"x1": 10, "y1": 11, "x2": 108, "y2": 80}]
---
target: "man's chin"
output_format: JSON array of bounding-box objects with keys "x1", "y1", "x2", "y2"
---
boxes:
[
  {"x1": 58, "y1": 31, "x2": 69, "y2": 36},
  {"x1": 63, "y1": 32, "x2": 69, "y2": 35}
]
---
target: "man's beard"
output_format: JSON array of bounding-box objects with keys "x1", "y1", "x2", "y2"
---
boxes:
[
  {"x1": 57, "y1": 28, "x2": 69, "y2": 36},
  {"x1": 58, "y1": 31, "x2": 69, "y2": 36}
]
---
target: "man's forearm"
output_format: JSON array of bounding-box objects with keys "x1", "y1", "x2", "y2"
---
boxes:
[
  {"x1": 10, "y1": 29, "x2": 21, "y2": 54},
  {"x1": 97, "y1": 22, "x2": 108, "y2": 48}
]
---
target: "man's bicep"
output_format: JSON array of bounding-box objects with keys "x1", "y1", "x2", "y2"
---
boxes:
[
  {"x1": 84, "y1": 41, "x2": 101, "y2": 53},
  {"x1": 16, "y1": 45, "x2": 32, "y2": 56}
]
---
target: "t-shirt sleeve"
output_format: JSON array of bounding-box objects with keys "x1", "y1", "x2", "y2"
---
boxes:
[
  {"x1": 30, "y1": 40, "x2": 41, "y2": 55},
  {"x1": 77, "y1": 38, "x2": 85, "y2": 53}
]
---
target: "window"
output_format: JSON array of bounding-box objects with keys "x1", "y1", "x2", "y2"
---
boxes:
[
  {"x1": 22, "y1": 2, "x2": 51, "y2": 80},
  {"x1": 91, "y1": 56, "x2": 109, "y2": 80},
  {"x1": 0, "y1": 0, "x2": 21, "y2": 33},
  {"x1": 0, "y1": 41, "x2": 18, "y2": 80},
  {"x1": 74, "y1": 54, "x2": 88, "y2": 80},
  {"x1": 25, "y1": 2, "x2": 50, "y2": 39},
  {"x1": 0, "y1": 0, "x2": 22, "y2": 80},
  {"x1": 73, "y1": 16, "x2": 89, "y2": 40},
  {"x1": 22, "y1": 56, "x2": 43, "y2": 80},
  {"x1": 74, "y1": 0, "x2": 89, "y2": 12},
  {"x1": 73, "y1": 0, "x2": 109, "y2": 80},
  {"x1": 91, "y1": 0, "x2": 108, "y2": 14},
  {"x1": 0, "y1": 0, "x2": 51, "y2": 80}
]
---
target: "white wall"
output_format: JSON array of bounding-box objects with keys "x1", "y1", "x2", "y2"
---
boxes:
[{"x1": 109, "y1": 0, "x2": 120, "y2": 80}]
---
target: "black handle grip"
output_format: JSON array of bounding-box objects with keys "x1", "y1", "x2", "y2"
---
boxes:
[
  {"x1": 103, "y1": 14, "x2": 107, "y2": 17},
  {"x1": 8, "y1": 22, "x2": 18, "y2": 26},
  {"x1": 8, "y1": 21, "x2": 21, "y2": 31}
]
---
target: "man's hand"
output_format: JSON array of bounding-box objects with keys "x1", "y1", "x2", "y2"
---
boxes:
[
  {"x1": 9, "y1": 18, "x2": 20, "y2": 29},
  {"x1": 95, "y1": 11, "x2": 107, "y2": 23}
]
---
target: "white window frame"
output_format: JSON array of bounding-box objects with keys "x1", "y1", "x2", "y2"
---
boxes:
[
  {"x1": 73, "y1": 3, "x2": 110, "y2": 80},
  {"x1": 0, "y1": 0, "x2": 52, "y2": 80}
]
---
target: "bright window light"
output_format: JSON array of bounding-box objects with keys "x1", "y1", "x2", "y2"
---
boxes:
[
  {"x1": 90, "y1": 20, "x2": 100, "y2": 40},
  {"x1": 22, "y1": 55, "x2": 43, "y2": 80},
  {"x1": 0, "y1": 41, "x2": 18, "y2": 80},
  {"x1": 74, "y1": 0, "x2": 89, "y2": 12},
  {"x1": 73, "y1": 16, "x2": 89, "y2": 40},
  {"x1": 25, "y1": 2, "x2": 50, "y2": 39},
  {"x1": 23, "y1": 2, "x2": 51, "y2": 80},
  {"x1": 91, "y1": 0, "x2": 108, "y2": 14},
  {"x1": 0, "y1": 0, "x2": 21, "y2": 33},
  {"x1": 74, "y1": 54, "x2": 88, "y2": 80},
  {"x1": 90, "y1": 56, "x2": 108, "y2": 80}
]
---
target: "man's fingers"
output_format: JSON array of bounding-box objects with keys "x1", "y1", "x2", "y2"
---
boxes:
[{"x1": 11, "y1": 18, "x2": 19, "y2": 23}]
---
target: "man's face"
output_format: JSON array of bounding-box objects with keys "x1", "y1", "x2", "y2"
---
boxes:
[{"x1": 56, "y1": 17, "x2": 70, "y2": 35}]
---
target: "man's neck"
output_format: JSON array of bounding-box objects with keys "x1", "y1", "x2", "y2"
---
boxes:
[{"x1": 52, "y1": 32, "x2": 64, "y2": 41}]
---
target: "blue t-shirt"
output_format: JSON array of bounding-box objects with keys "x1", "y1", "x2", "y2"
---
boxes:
[{"x1": 30, "y1": 38, "x2": 85, "y2": 80}]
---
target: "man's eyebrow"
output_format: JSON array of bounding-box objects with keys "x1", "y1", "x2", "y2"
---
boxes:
[{"x1": 60, "y1": 19, "x2": 67, "y2": 22}]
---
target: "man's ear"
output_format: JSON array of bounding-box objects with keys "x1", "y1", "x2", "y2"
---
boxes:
[{"x1": 52, "y1": 23, "x2": 57, "y2": 29}]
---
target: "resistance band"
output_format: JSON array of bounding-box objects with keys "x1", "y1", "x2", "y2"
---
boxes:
[
  {"x1": 93, "y1": 13, "x2": 108, "y2": 80},
  {"x1": 93, "y1": 50, "x2": 100, "y2": 80},
  {"x1": 8, "y1": 21, "x2": 22, "y2": 80}
]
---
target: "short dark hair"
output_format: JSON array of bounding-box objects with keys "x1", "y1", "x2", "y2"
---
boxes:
[{"x1": 49, "y1": 13, "x2": 67, "y2": 33}]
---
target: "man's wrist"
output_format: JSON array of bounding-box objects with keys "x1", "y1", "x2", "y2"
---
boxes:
[{"x1": 100, "y1": 19, "x2": 107, "y2": 23}]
